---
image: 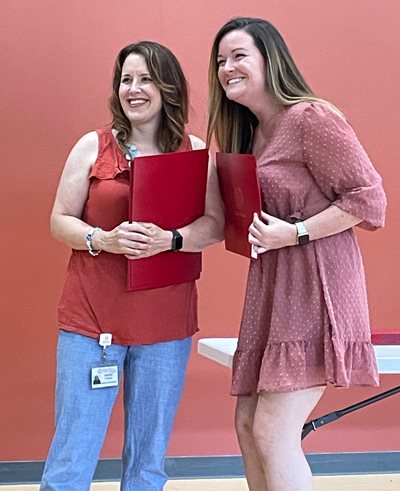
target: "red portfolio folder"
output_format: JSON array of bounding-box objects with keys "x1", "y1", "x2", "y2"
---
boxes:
[
  {"x1": 128, "y1": 149, "x2": 209, "y2": 291},
  {"x1": 216, "y1": 152, "x2": 262, "y2": 258}
]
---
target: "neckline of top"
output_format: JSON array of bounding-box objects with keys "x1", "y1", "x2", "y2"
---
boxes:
[{"x1": 252, "y1": 106, "x2": 288, "y2": 157}]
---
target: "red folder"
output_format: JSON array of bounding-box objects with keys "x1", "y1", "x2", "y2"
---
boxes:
[
  {"x1": 128, "y1": 149, "x2": 209, "y2": 291},
  {"x1": 216, "y1": 153, "x2": 262, "y2": 258}
]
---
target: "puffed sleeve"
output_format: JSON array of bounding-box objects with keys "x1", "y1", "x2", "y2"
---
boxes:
[{"x1": 301, "y1": 103, "x2": 387, "y2": 230}]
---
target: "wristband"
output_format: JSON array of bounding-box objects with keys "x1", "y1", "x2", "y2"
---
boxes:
[{"x1": 86, "y1": 227, "x2": 102, "y2": 256}]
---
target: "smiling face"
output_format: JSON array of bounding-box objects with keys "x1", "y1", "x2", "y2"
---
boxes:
[
  {"x1": 118, "y1": 53, "x2": 163, "y2": 129},
  {"x1": 217, "y1": 29, "x2": 267, "y2": 109}
]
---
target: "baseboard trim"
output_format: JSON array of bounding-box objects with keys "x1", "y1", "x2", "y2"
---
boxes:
[{"x1": 1, "y1": 452, "x2": 399, "y2": 484}]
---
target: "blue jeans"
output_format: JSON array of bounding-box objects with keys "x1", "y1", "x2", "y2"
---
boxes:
[{"x1": 40, "y1": 330, "x2": 192, "y2": 491}]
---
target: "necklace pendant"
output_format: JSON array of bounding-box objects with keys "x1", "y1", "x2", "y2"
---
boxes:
[
  {"x1": 128, "y1": 144, "x2": 138, "y2": 157},
  {"x1": 125, "y1": 144, "x2": 139, "y2": 167}
]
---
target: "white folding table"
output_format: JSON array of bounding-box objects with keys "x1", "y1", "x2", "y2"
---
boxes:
[{"x1": 198, "y1": 333, "x2": 400, "y2": 439}]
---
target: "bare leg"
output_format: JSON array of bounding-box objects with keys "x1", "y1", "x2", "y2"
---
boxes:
[
  {"x1": 235, "y1": 395, "x2": 269, "y2": 491},
  {"x1": 253, "y1": 387, "x2": 325, "y2": 491}
]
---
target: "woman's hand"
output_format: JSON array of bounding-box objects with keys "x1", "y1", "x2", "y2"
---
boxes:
[
  {"x1": 248, "y1": 212, "x2": 297, "y2": 254},
  {"x1": 97, "y1": 221, "x2": 172, "y2": 259}
]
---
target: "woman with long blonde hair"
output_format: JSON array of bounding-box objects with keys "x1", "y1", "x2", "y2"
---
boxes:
[{"x1": 208, "y1": 17, "x2": 386, "y2": 491}]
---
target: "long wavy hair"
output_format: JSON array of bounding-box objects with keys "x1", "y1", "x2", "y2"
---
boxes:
[
  {"x1": 109, "y1": 41, "x2": 189, "y2": 154},
  {"x1": 207, "y1": 17, "x2": 340, "y2": 153}
]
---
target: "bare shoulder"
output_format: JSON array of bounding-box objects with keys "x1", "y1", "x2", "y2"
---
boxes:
[
  {"x1": 188, "y1": 134, "x2": 206, "y2": 150},
  {"x1": 64, "y1": 130, "x2": 99, "y2": 172},
  {"x1": 71, "y1": 130, "x2": 99, "y2": 156}
]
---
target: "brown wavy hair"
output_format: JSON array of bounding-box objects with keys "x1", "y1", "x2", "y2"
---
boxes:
[
  {"x1": 109, "y1": 41, "x2": 189, "y2": 153},
  {"x1": 207, "y1": 17, "x2": 341, "y2": 153}
]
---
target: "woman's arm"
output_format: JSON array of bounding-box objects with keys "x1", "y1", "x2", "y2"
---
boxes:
[
  {"x1": 250, "y1": 104, "x2": 386, "y2": 254},
  {"x1": 249, "y1": 206, "x2": 362, "y2": 253},
  {"x1": 177, "y1": 135, "x2": 225, "y2": 252},
  {"x1": 50, "y1": 131, "x2": 155, "y2": 256},
  {"x1": 50, "y1": 131, "x2": 100, "y2": 248}
]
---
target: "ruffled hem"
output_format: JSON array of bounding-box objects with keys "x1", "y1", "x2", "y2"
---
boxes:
[
  {"x1": 89, "y1": 160, "x2": 129, "y2": 180},
  {"x1": 231, "y1": 338, "x2": 379, "y2": 395}
]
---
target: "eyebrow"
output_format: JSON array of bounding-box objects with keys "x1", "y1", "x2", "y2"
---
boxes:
[
  {"x1": 121, "y1": 72, "x2": 151, "y2": 77},
  {"x1": 217, "y1": 47, "x2": 248, "y2": 58}
]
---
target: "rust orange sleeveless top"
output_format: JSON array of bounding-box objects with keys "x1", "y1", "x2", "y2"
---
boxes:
[{"x1": 57, "y1": 129, "x2": 199, "y2": 345}]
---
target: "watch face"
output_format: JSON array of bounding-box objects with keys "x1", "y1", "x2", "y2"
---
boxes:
[
  {"x1": 174, "y1": 235, "x2": 183, "y2": 250},
  {"x1": 295, "y1": 222, "x2": 309, "y2": 246},
  {"x1": 298, "y1": 234, "x2": 309, "y2": 246},
  {"x1": 171, "y1": 230, "x2": 183, "y2": 251}
]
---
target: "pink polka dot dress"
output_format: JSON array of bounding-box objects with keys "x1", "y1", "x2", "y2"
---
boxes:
[{"x1": 231, "y1": 102, "x2": 387, "y2": 395}]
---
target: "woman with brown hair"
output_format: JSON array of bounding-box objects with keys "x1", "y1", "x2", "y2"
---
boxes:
[
  {"x1": 40, "y1": 41, "x2": 223, "y2": 490},
  {"x1": 208, "y1": 17, "x2": 386, "y2": 491}
]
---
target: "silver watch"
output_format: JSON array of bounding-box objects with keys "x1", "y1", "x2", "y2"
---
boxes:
[{"x1": 295, "y1": 221, "x2": 309, "y2": 246}]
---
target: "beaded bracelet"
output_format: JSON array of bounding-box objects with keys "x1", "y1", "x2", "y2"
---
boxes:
[{"x1": 85, "y1": 227, "x2": 102, "y2": 256}]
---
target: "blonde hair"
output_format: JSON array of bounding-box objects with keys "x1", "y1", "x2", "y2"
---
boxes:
[
  {"x1": 109, "y1": 41, "x2": 189, "y2": 154},
  {"x1": 207, "y1": 17, "x2": 341, "y2": 153}
]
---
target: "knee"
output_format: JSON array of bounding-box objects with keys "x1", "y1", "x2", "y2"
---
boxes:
[
  {"x1": 235, "y1": 408, "x2": 254, "y2": 441},
  {"x1": 252, "y1": 416, "x2": 275, "y2": 450},
  {"x1": 252, "y1": 409, "x2": 286, "y2": 456},
  {"x1": 252, "y1": 415, "x2": 300, "y2": 459}
]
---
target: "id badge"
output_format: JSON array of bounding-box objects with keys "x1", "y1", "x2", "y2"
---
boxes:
[
  {"x1": 91, "y1": 364, "x2": 118, "y2": 389},
  {"x1": 91, "y1": 333, "x2": 119, "y2": 389}
]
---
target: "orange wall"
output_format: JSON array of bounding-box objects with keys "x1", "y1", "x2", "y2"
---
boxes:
[{"x1": 1, "y1": 0, "x2": 399, "y2": 461}]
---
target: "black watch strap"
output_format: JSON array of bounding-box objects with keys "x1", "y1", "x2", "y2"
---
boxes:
[{"x1": 171, "y1": 229, "x2": 183, "y2": 251}]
